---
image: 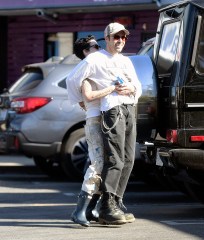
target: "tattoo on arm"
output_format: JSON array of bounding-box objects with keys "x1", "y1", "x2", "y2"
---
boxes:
[{"x1": 82, "y1": 79, "x2": 115, "y2": 101}]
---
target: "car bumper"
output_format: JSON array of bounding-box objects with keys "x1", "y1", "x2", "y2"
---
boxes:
[
  {"x1": 0, "y1": 131, "x2": 62, "y2": 157},
  {"x1": 0, "y1": 131, "x2": 18, "y2": 153},
  {"x1": 157, "y1": 147, "x2": 204, "y2": 170}
]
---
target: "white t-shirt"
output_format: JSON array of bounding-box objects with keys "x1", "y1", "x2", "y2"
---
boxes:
[
  {"x1": 66, "y1": 49, "x2": 142, "y2": 112},
  {"x1": 83, "y1": 80, "x2": 100, "y2": 119}
]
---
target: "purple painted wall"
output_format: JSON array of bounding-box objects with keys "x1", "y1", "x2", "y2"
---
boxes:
[
  {"x1": 0, "y1": 0, "x2": 153, "y2": 9},
  {"x1": 7, "y1": 10, "x2": 159, "y2": 85}
]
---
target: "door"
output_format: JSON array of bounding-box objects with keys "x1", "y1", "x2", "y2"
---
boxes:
[
  {"x1": 155, "y1": 20, "x2": 181, "y2": 137},
  {"x1": 183, "y1": 15, "x2": 204, "y2": 147}
]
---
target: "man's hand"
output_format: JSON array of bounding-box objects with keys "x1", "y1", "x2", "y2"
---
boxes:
[{"x1": 115, "y1": 83, "x2": 135, "y2": 95}]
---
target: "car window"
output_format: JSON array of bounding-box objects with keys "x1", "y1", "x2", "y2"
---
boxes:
[
  {"x1": 156, "y1": 21, "x2": 181, "y2": 75},
  {"x1": 195, "y1": 17, "x2": 204, "y2": 75},
  {"x1": 8, "y1": 69, "x2": 43, "y2": 93},
  {"x1": 58, "y1": 78, "x2": 67, "y2": 89}
]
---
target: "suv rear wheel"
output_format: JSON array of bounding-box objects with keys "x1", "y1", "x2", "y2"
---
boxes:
[{"x1": 60, "y1": 128, "x2": 89, "y2": 181}]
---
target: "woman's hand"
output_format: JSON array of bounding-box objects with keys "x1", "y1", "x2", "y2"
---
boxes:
[{"x1": 79, "y1": 101, "x2": 86, "y2": 110}]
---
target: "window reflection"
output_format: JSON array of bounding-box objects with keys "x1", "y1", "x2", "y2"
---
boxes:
[
  {"x1": 196, "y1": 19, "x2": 204, "y2": 74},
  {"x1": 157, "y1": 21, "x2": 181, "y2": 75}
]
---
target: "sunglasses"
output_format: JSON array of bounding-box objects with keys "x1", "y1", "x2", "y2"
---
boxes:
[
  {"x1": 87, "y1": 44, "x2": 101, "y2": 50},
  {"x1": 113, "y1": 35, "x2": 128, "y2": 41}
]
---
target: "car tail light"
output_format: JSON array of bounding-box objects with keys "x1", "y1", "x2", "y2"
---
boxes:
[
  {"x1": 11, "y1": 97, "x2": 52, "y2": 114},
  {"x1": 14, "y1": 136, "x2": 20, "y2": 149},
  {"x1": 166, "y1": 129, "x2": 178, "y2": 143},
  {"x1": 190, "y1": 136, "x2": 204, "y2": 142}
]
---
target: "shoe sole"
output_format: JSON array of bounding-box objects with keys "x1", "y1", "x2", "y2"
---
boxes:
[
  {"x1": 99, "y1": 218, "x2": 126, "y2": 225},
  {"x1": 71, "y1": 216, "x2": 90, "y2": 227},
  {"x1": 125, "y1": 218, "x2": 135, "y2": 223}
]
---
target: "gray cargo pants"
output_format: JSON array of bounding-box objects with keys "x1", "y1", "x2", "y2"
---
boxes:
[{"x1": 82, "y1": 116, "x2": 104, "y2": 195}]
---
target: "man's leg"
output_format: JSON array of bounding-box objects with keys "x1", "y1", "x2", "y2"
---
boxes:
[
  {"x1": 99, "y1": 106, "x2": 127, "y2": 224},
  {"x1": 115, "y1": 105, "x2": 137, "y2": 223},
  {"x1": 116, "y1": 105, "x2": 136, "y2": 198},
  {"x1": 100, "y1": 106, "x2": 126, "y2": 195}
]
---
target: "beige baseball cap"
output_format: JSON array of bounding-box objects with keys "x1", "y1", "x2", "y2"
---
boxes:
[{"x1": 104, "y1": 22, "x2": 130, "y2": 37}]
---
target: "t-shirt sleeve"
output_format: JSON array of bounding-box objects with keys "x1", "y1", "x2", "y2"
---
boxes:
[
  {"x1": 66, "y1": 60, "x2": 92, "y2": 104},
  {"x1": 125, "y1": 57, "x2": 142, "y2": 101}
]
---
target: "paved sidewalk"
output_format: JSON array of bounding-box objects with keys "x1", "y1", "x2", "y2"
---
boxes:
[{"x1": 0, "y1": 154, "x2": 203, "y2": 240}]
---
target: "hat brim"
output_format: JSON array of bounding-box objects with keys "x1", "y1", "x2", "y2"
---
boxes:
[{"x1": 109, "y1": 29, "x2": 130, "y2": 36}]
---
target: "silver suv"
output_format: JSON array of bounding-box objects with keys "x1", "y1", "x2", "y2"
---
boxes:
[{"x1": 0, "y1": 55, "x2": 89, "y2": 180}]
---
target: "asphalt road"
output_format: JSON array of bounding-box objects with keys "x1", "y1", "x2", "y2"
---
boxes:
[{"x1": 0, "y1": 154, "x2": 204, "y2": 240}]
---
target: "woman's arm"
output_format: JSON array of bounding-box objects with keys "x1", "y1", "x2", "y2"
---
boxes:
[
  {"x1": 78, "y1": 101, "x2": 86, "y2": 110},
  {"x1": 81, "y1": 79, "x2": 116, "y2": 102}
]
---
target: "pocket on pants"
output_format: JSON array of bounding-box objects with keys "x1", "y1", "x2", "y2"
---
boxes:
[{"x1": 85, "y1": 121, "x2": 104, "y2": 172}]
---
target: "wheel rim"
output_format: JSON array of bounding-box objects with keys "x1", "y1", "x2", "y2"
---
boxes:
[{"x1": 70, "y1": 136, "x2": 89, "y2": 175}]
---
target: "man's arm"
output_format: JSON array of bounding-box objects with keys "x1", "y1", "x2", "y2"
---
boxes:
[
  {"x1": 81, "y1": 79, "x2": 116, "y2": 102},
  {"x1": 115, "y1": 82, "x2": 136, "y2": 96}
]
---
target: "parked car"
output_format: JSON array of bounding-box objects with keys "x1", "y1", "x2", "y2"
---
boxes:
[
  {"x1": 137, "y1": 37, "x2": 155, "y2": 58},
  {"x1": 0, "y1": 55, "x2": 88, "y2": 180},
  {"x1": 137, "y1": 0, "x2": 204, "y2": 202},
  {"x1": 0, "y1": 52, "x2": 156, "y2": 181}
]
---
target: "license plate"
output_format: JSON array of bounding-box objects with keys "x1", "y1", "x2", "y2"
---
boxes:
[{"x1": 0, "y1": 109, "x2": 8, "y2": 121}]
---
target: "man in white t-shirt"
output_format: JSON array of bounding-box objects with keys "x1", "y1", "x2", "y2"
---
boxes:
[
  {"x1": 70, "y1": 35, "x2": 117, "y2": 227},
  {"x1": 66, "y1": 23, "x2": 142, "y2": 225}
]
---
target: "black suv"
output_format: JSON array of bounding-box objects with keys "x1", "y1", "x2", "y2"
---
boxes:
[{"x1": 138, "y1": 0, "x2": 204, "y2": 202}]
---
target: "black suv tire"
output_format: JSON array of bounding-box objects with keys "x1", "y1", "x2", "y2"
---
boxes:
[{"x1": 60, "y1": 128, "x2": 89, "y2": 181}]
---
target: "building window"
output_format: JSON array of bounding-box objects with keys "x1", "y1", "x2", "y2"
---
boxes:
[{"x1": 45, "y1": 32, "x2": 73, "y2": 60}]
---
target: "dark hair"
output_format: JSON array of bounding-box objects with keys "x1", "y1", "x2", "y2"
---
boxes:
[{"x1": 74, "y1": 35, "x2": 96, "y2": 60}]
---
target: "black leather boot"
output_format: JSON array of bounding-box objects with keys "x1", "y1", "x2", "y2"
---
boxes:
[
  {"x1": 115, "y1": 196, "x2": 135, "y2": 223},
  {"x1": 71, "y1": 190, "x2": 91, "y2": 227},
  {"x1": 99, "y1": 192, "x2": 126, "y2": 225},
  {"x1": 86, "y1": 194, "x2": 101, "y2": 222}
]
